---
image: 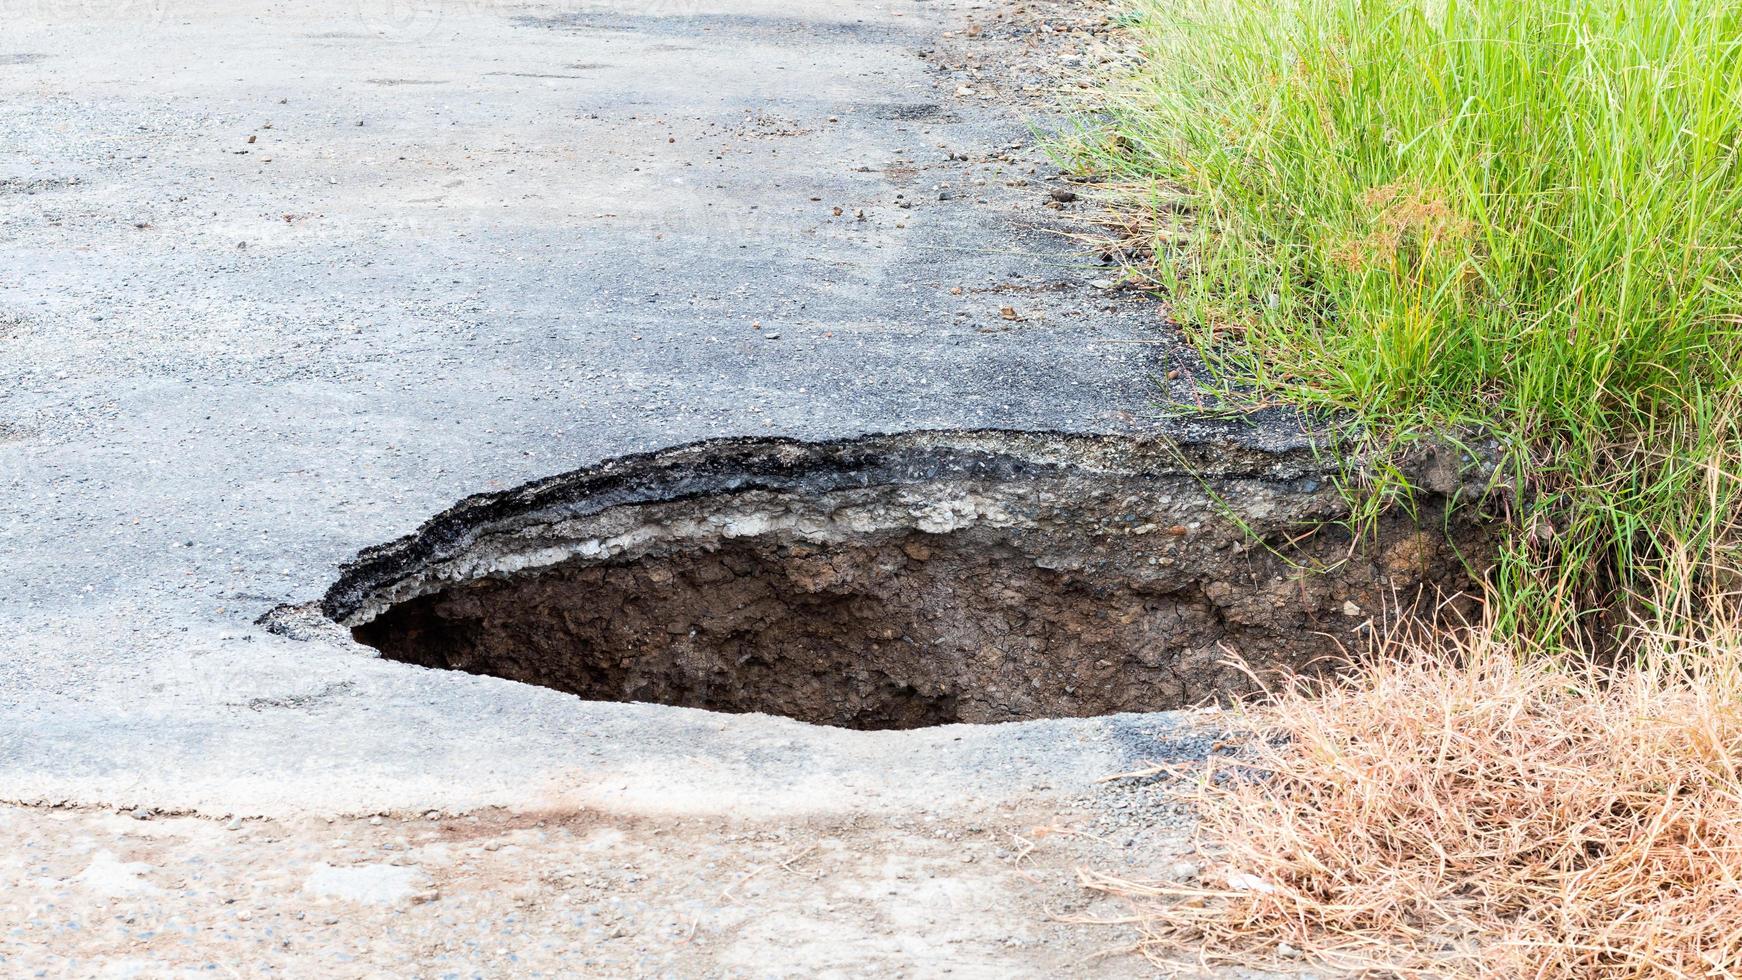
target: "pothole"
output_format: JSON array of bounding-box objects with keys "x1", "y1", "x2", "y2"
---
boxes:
[{"x1": 310, "y1": 427, "x2": 1497, "y2": 730}]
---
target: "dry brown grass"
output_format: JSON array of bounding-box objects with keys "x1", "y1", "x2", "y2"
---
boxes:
[{"x1": 1087, "y1": 619, "x2": 1742, "y2": 977}]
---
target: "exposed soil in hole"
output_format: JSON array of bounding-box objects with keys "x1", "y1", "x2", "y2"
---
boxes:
[
  {"x1": 323, "y1": 429, "x2": 1501, "y2": 730},
  {"x1": 358, "y1": 530, "x2": 1241, "y2": 729}
]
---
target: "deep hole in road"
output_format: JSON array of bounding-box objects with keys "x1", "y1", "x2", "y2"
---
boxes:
[{"x1": 314, "y1": 431, "x2": 1493, "y2": 731}]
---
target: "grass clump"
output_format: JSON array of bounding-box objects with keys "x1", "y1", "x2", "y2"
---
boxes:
[
  {"x1": 1067, "y1": 0, "x2": 1742, "y2": 635},
  {"x1": 1084, "y1": 617, "x2": 1742, "y2": 976}
]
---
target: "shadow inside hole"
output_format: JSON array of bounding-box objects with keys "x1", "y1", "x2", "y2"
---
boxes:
[{"x1": 351, "y1": 526, "x2": 1221, "y2": 731}]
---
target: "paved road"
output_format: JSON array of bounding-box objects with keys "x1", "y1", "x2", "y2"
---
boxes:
[{"x1": 0, "y1": 0, "x2": 1185, "y2": 817}]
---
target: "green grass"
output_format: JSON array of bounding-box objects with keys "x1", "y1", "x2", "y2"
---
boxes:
[{"x1": 1066, "y1": 0, "x2": 1742, "y2": 640}]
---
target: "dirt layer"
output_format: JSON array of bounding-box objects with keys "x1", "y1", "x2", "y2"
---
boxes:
[{"x1": 339, "y1": 429, "x2": 1499, "y2": 729}]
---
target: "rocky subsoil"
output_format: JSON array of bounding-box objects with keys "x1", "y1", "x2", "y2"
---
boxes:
[{"x1": 336, "y1": 430, "x2": 1494, "y2": 730}]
